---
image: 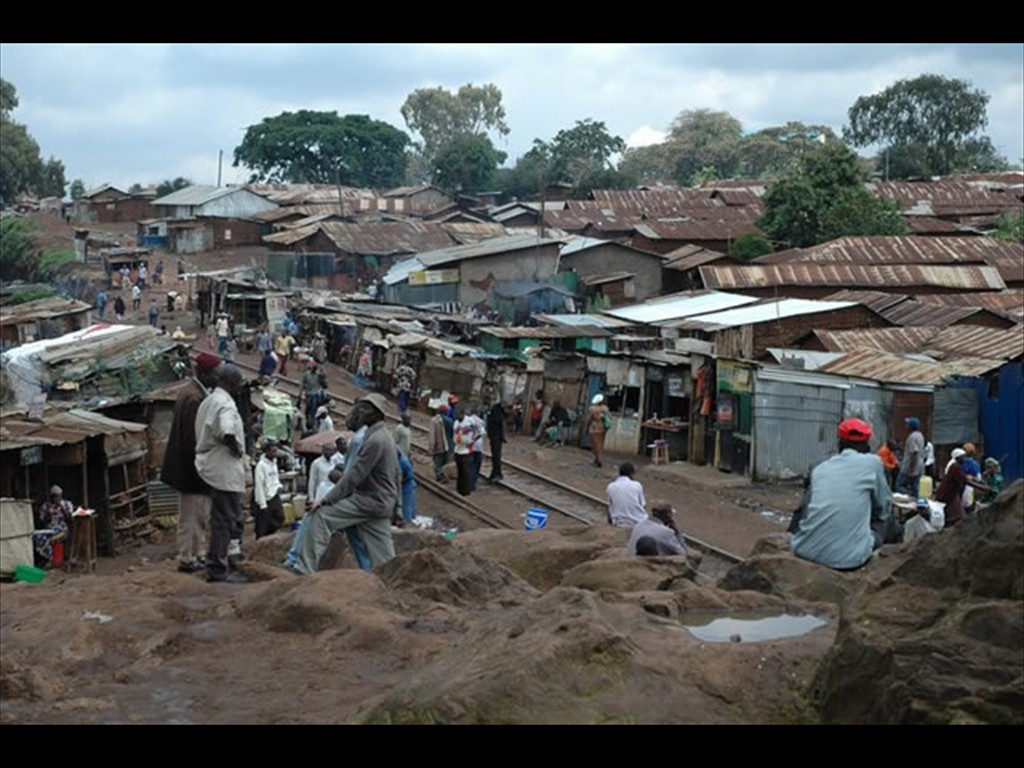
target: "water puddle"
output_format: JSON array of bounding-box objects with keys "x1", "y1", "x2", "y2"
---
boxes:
[{"x1": 681, "y1": 611, "x2": 829, "y2": 643}]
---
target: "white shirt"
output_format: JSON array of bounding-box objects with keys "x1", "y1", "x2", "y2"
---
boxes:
[
  {"x1": 471, "y1": 414, "x2": 487, "y2": 452},
  {"x1": 216, "y1": 317, "x2": 229, "y2": 337},
  {"x1": 253, "y1": 454, "x2": 282, "y2": 509},
  {"x1": 194, "y1": 387, "x2": 246, "y2": 493},
  {"x1": 606, "y1": 475, "x2": 647, "y2": 528},
  {"x1": 315, "y1": 478, "x2": 336, "y2": 503},
  {"x1": 308, "y1": 455, "x2": 333, "y2": 496},
  {"x1": 319, "y1": 415, "x2": 335, "y2": 433}
]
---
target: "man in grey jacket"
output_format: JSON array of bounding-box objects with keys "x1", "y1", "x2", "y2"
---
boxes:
[{"x1": 293, "y1": 393, "x2": 399, "y2": 574}]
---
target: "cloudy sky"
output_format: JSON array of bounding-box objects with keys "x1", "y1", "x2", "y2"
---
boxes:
[{"x1": 2, "y1": 43, "x2": 1021, "y2": 192}]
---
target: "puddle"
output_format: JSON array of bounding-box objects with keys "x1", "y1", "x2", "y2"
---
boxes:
[{"x1": 681, "y1": 611, "x2": 829, "y2": 643}]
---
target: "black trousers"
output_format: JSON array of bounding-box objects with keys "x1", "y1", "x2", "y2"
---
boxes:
[
  {"x1": 488, "y1": 438, "x2": 503, "y2": 480},
  {"x1": 207, "y1": 489, "x2": 243, "y2": 579},
  {"x1": 254, "y1": 493, "x2": 285, "y2": 539}
]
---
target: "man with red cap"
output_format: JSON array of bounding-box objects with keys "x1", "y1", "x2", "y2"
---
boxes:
[
  {"x1": 790, "y1": 417, "x2": 893, "y2": 571},
  {"x1": 161, "y1": 352, "x2": 221, "y2": 573}
]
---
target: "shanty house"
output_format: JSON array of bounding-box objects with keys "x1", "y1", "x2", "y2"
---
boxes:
[
  {"x1": 0, "y1": 297, "x2": 93, "y2": 350},
  {"x1": 558, "y1": 236, "x2": 665, "y2": 306}
]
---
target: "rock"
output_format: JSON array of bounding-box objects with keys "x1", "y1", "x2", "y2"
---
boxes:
[
  {"x1": 561, "y1": 555, "x2": 698, "y2": 592},
  {"x1": 717, "y1": 553, "x2": 863, "y2": 607},
  {"x1": 812, "y1": 480, "x2": 1024, "y2": 724}
]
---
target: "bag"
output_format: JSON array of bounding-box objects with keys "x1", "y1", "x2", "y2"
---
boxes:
[{"x1": 602, "y1": 412, "x2": 612, "y2": 430}]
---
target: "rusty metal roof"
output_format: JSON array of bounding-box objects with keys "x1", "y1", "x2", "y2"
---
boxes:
[
  {"x1": 0, "y1": 297, "x2": 92, "y2": 325},
  {"x1": 928, "y1": 324, "x2": 1024, "y2": 362},
  {"x1": 812, "y1": 327, "x2": 942, "y2": 354},
  {"x1": 265, "y1": 220, "x2": 457, "y2": 256},
  {"x1": 759, "y1": 235, "x2": 1023, "y2": 267},
  {"x1": 0, "y1": 407, "x2": 146, "y2": 452},
  {"x1": 870, "y1": 180, "x2": 1023, "y2": 215},
  {"x1": 439, "y1": 222, "x2": 508, "y2": 245},
  {"x1": 416, "y1": 234, "x2": 562, "y2": 268},
  {"x1": 917, "y1": 290, "x2": 1024, "y2": 319},
  {"x1": 879, "y1": 300, "x2": 1003, "y2": 327},
  {"x1": 700, "y1": 263, "x2": 1006, "y2": 292},
  {"x1": 905, "y1": 216, "x2": 972, "y2": 234},
  {"x1": 634, "y1": 215, "x2": 761, "y2": 242},
  {"x1": 819, "y1": 348, "x2": 1006, "y2": 384},
  {"x1": 822, "y1": 289, "x2": 911, "y2": 313}
]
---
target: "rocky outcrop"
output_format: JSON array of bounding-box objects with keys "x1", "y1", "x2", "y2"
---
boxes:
[{"x1": 812, "y1": 480, "x2": 1024, "y2": 724}]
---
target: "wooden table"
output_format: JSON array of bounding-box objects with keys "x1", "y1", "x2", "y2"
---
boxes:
[{"x1": 67, "y1": 512, "x2": 98, "y2": 573}]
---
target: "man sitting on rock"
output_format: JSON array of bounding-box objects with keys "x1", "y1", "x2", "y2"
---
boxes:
[
  {"x1": 626, "y1": 500, "x2": 687, "y2": 556},
  {"x1": 790, "y1": 417, "x2": 893, "y2": 571},
  {"x1": 290, "y1": 393, "x2": 399, "y2": 574}
]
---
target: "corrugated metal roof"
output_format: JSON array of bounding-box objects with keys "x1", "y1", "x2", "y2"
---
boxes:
[
  {"x1": 153, "y1": 185, "x2": 240, "y2": 206},
  {"x1": 559, "y1": 236, "x2": 611, "y2": 256},
  {"x1": 666, "y1": 298, "x2": 858, "y2": 331},
  {"x1": 266, "y1": 220, "x2": 457, "y2": 256},
  {"x1": 700, "y1": 263, "x2": 1007, "y2": 291},
  {"x1": 634, "y1": 214, "x2": 761, "y2": 242},
  {"x1": 765, "y1": 348, "x2": 846, "y2": 370},
  {"x1": 0, "y1": 407, "x2": 146, "y2": 451},
  {"x1": 439, "y1": 222, "x2": 508, "y2": 244},
  {"x1": 822, "y1": 289, "x2": 911, "y2": 313},
  {"x1": 582, "y1": 271, "x2": 637, "y2": 286},
  {"x1": 602, "y1": 290, "x2": 758, "y2": 325},
  {"x1": 534, "y1": 313, "x2": 636, "y2": 329},
  {"x1": 479, "y1": 325, "x2": 611, "y2": 339},
  {"x1": 416, "y1": 234, "x2": 562, "y2": 268},
  {"x1": 917, "y1": 291, "x2": 1024, "y2": 318},
  {"x1": 870, "y1": 180, "x2": 1023, "y2": 215},
  {"x1": 929, "y1": 324, "x2": 1024, "y2": 362},
  {"x1": 812, "y1": 327, "x2": 942, "y2": 355},
  {"x1": 0, "y1": 297, "x2": 92, "y2": 324},
  {"x1": 880, "y1": 301, "x2": 992, "y2": 327},
  {"x1": 662, "y1": 247, "x2": 732, "y2": 272},
  {"x1": 819, "y1": 349, "x2": 1005, "y2": 384},
  {"x1": 758, "y1": 235, "x2": 1023, "y2": 267}
]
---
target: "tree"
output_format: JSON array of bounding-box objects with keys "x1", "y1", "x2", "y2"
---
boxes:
[
  {"x1": 0, "y1": 79, "x2": 67, "y2": 203},
  {"x1": 401, "y1": 83, "x2": 509, "y2": 183},
  {"x1": 731, "y1": 233, "x2": 774, "y2": 260},
  {"x1": 234, "y1": 111, "x2": 410, "y2": 187},
  {"x1": 69, "y1": 179, "x2": 86, "y2": 200},
  {"x1": 156, "y1": 177, "x2": 193, "y2": 197},
  {"x1": 618, "y1": 143, "x2": 678, "y2": 186},
  {"x1": 844, "y1": 74, "x2": 1005, "y2": 178},
  {"x1": 432, "y1": 134, "x2": 506, "y2": 195},
  {"x1": 546, "y1": 119, "x2": 626, "y2": 188},
  {"x1": 758, "y1": 142, "x2": 907, "y2": 247},
  {"x1": 737, "y1": 122, "x2": 838, "y2": 178},
  {"x1": 0, "y1": 216, "x2": 39, "y2": 281},
  {"x1": 667, "y1": 109, "x2": 743, "y2": 185},
  {"x1": 993, "y1": 211, "x2": 1024, "y2": 242}
]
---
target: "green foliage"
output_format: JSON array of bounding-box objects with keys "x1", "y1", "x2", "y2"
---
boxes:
[
  {"x1": 0, "y1": 79, "x2": 67, "y2": 202},
  {"x1": 155, "y1": 177, "x2": 193, "y2": 197},
  {"x1": 433, "y1": 134, "x2": 507, "y2": 194},
  {"x1": 0, "y1": 215, "x2": 39, "y2": 280},
  {"x1": 69, "y1": 179, "x2": 86, "y2": 200},
  {"x1": 233, "y1": 111, "x2": 409, "y2": 187},
  {"x1": 571, "y1": 167, "x2": 637, "y2": 199},
  {"x1": 993, "y1": 211, "x2": 1024, "y2": 242},
  {"x1": 759, "y1": 142, "x2": 907, "y2": 248},
  {"x1": 844, "y1": 74, "x2": 1004, "y2": 177},
  {"x1": 731, "y1": 233, "x2": 774, "y2": 260},
  {"x1": 669, "y1": 109, "x2": 743, "y2": 185},
  {"x1": 618, "y1": 143, "x2": 678, "y2": 186},
  {"x1": 38, "y1": 248, "x2": 76, "y2": 279},
  {"x1": 9, "y1": 286, "x2": 56, "y2": 304},
  {"x1": 739, "y1": 123, "x2": 838, "y2": 178},
  {"x1": 547, "y1": 119, "x2": 626, "y2": 187}
]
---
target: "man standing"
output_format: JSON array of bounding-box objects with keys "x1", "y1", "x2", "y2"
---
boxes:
[
  {"x1": 469, "y1": 406, "x2": 487, "y2": 492},
  {"x1": 606, "y1": 462, "x2": 647, "y2": 528},
  {"x1": 897, "y1": 417, "x2": 925, "y2": 498},
  {"x1": 429, "y1": 404, "x2": 451, "y2": 482},
  {"x1": 148, "y1": 297, "x2": 160, "y2": 328},
  {"x1": 308, "y1": 443, "x2": 335, "y2": 499},
  {"x1": 292, "y1": 393, "x2": 399, "y2": 574},
  {"x1": 161, "y1": 352, "x2": 221, "y2": 573},
  {"x1": 215, "y1": 314, "x2": 231, "y2": 357},
  {"x1": 131, "y1": 282, "x2": 142, "y2": 313},
  {"x1": 274, "y1": 329, "x2": 295, "y2": 376},
  {"x1": 194, "y1": 363, "x2": 249, "y2": 583},
  {"x1": 486, "y1": 400, "x2": 507, "y2": 482},
  {"x1": 394, "y1": 360, "x2": 417, "y2": 414},
  {"x1": 113, "y1": 294, "x2": 126, "y2": 321},
  {"x1": 394, "y1": 413, "x2": 412, "y2": 458},
  {"x1": 253, "y1": 440, "x2": 285, "y2": 540},
  {"x1": 96, "y1": 289, "x2": 108, "y2": 321},
  {"x1": 255, "y1": 324, "x2": 272, "y2": 358},
  {"x1": 626, "y1": 501, "x2": 688, "y2": 556},
  {"x1": 790, "y1": 418, "x2": 892, "y2": 571},
  {"x1": 300, "y1": 360, "x2": 327, "y2": 430}
]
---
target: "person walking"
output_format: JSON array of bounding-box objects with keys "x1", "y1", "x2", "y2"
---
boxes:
[
  {"x1": 274, "y1": 329, "x2": 294, "y2": 376},
  {"x1": 394, "y1": 413, "x2": 412, "y2": 458},
  {"x1": 896, "y1": 417, "x2": 925, "y2": 498},
  {"x1": 131, "y1": 282, "x2": 142, "y2": 313},
  {"x1": 452, "y1": 407, "x2": 479, "y2": 497},
  {"x1": 113, "y1": 294, "x2": 126, "y2": 322},
  {"x1": 486, "y1": 400, "x2": 507, "y2": 482},
  {"x1": 96, "y1": 289, "x2": 108, "y2": 321},
  {"x1": 394, "y1": 360, "x2": 417, "y2": 414},
  {"x1": 587, "y1": 394, "x2": 611, "y2": 468},
  {"x1": 429, "y1": 404, "x2": 451, "y2": 482},
  {"x1": 148, "y1": 297, "x2": 160, "y2": 328},
  {"x1": 469, "y1": 406, "x2": 487, "y2": 492},
  {"x1": 194, "y1": 363, "x2": 249, "y2": 583},
  {"x1": 161, "y1": 352, "x2": 221, "y2": 573}
]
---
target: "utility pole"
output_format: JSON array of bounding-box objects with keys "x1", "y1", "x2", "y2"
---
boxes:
[{"x1": 217, "y1": 150, "x2": 223, "y2": 187}]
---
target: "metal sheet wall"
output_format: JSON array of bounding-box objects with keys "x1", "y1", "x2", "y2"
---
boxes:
[
  {"x1": 842, "y1": 386, "x2": 893, "y2": 451},
  {"x1": 753, "y1": 376, "x2": 844, "y2": 480}
]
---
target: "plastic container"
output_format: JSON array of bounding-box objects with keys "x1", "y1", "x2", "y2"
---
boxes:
[
  {"x1": 919, "y1": 475, "x2": 934, "y2": 499},
  {"x1": 525, "y1": 508, "x2": 549, "y2": 531},
  {"x1": 14, "y1": 563, "x2": 46, "y2": 583},
  {"x1": 51, "y1": 542, "x2": 64, "y2": 568}
]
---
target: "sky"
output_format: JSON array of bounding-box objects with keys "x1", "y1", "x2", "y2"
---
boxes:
[{"x1": 1, "y1": 43, "x2": 1022, "y2": 193}]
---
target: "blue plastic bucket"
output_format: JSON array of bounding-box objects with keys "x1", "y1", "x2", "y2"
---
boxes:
[{"x1": 525, "y1": 508, "x2": 548, "y2": 531}]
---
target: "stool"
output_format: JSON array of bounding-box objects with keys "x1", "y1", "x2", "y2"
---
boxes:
[
  {"x1": 67, "y1": 514, "x2": 98, "y2": 574},
  {"x1": 648, "y1": 441, "x2": 670, "y2": 465}
]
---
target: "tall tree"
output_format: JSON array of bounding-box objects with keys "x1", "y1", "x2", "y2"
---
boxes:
[
  {"x1": 759, "y1": 142, "x2": 907, "y2": 247},
  {"x1": 156, "y1": 177, "x2": 193, "y2": 197},
  {"x1": 0, "y1": 79, "x2": 66, "y2": 203},
  {"x1": 545, "y1": 119, "x2": 626, "y2": 188},
  {"x1": 667, "y1": 108, "x2": 743, "y2": 185},
  {"x1": 401, "y1": 83, "x2": 509, "y2": 183},
  {"x1": 234, "y1": 111, "x2": 409, "y2": 187},
  {"x1": 844, "y1": 74, "x2": 1005, "y2": 178},
  {"x1": 737, "y1": 122, "x2": 838, "y2": 178},
  {"x1": 432, "y1": 134, "x2": 506, "y2": 195},
  {"x1": 618, "y1": 143, "x2": 678, "y2": 186}
]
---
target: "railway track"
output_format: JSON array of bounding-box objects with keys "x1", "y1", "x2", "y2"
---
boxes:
[{"x1": 234, "y1": 360, "x2": 744, "y2": 575}]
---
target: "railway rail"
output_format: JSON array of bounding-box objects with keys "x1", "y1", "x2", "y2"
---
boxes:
[{"x1": 233, "y1": 360, "x2": 744, "y2": 575}]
